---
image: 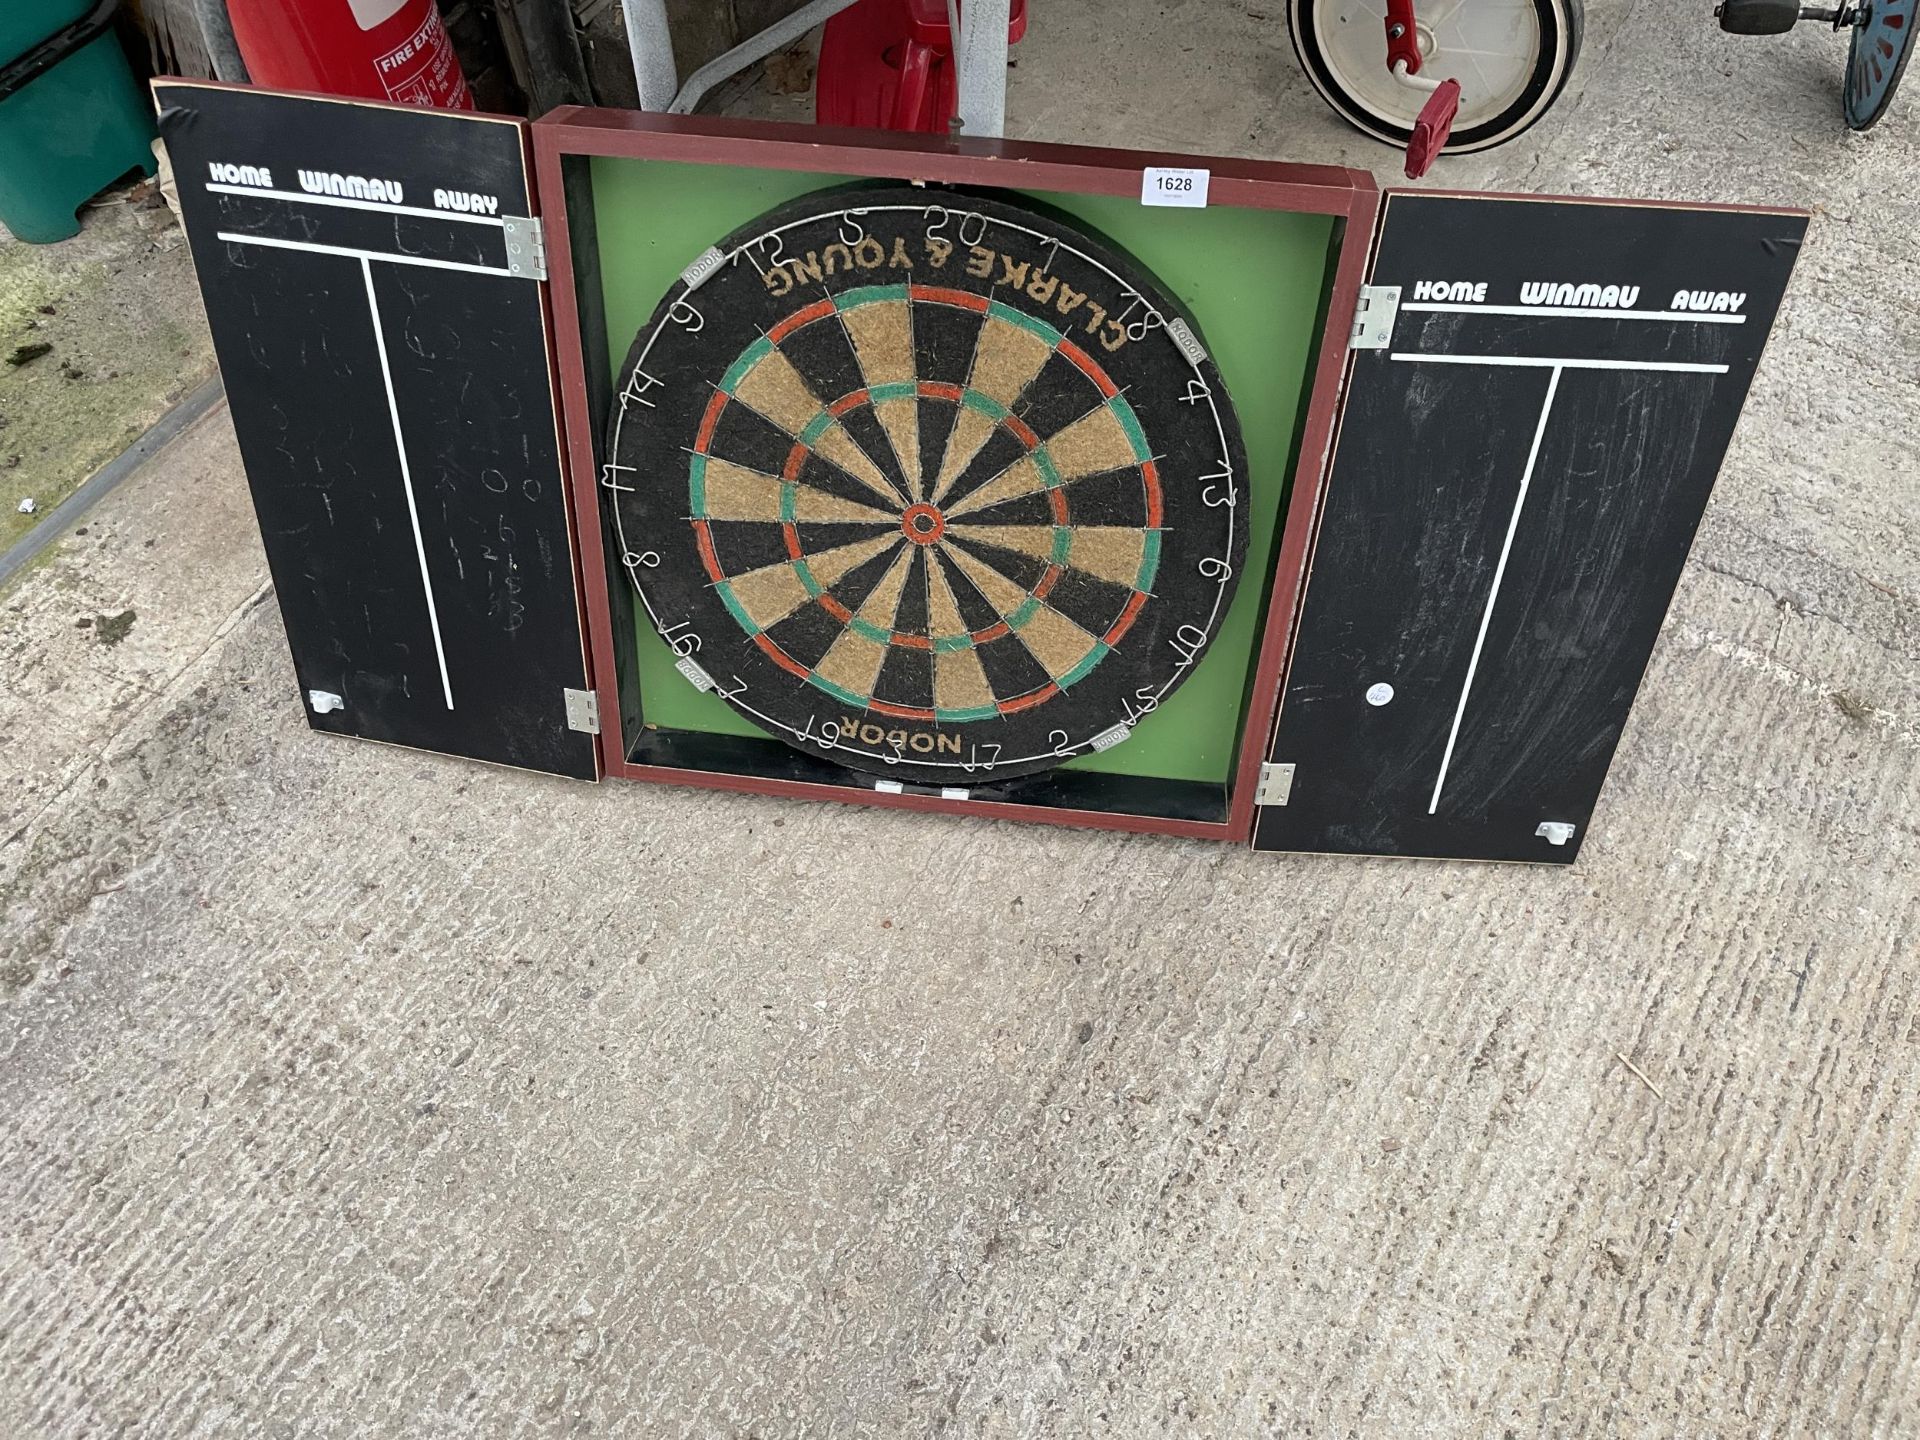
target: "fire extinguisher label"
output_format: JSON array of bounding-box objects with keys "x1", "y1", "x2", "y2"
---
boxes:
[
  {"x1": 348, "y1": 0, "x2": 410, "y2": 28},
  {"x1": 374, "y1": 8, "x2": 468, "y2": 108}
]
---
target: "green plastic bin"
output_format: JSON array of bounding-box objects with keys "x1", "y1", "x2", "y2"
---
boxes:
[{"x1": 0, "y1": 0, "x2": 157, "y2": 244}]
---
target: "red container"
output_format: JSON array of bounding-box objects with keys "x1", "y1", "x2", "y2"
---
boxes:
[
  {"x1": 227, "y1": 0, "x2": 472, "y2": 109},
  {"x1": 818, "y1": 0, "x2": 1027, "y2": 133}
]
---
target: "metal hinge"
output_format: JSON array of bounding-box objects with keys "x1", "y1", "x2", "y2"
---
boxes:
[
  {"x1": 502, "y1": 215, "x2": 547, "y2": 281},
  {"x1": 1255, "y1": 761, "x2": 1295, "y2": 806},
  {"x1": 1350, "y1": 284, "x2": 1400, "y2": 349},
  {"x1": 564, "y1": 687, "x2": 600, "y2": 734}
]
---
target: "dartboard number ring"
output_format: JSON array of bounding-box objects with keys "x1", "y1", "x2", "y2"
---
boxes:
[{"x1": 608, "y1": 186, "x2": 1248, "y2": 786}]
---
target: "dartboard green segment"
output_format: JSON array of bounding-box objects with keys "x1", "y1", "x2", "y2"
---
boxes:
[{"x1": 607, "y1": 184, "x2": 1248, "y2": 784}]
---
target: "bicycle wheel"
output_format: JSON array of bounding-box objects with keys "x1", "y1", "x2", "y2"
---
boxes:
[
  {"x1": 1288, "y1": 0, "x2": 1583, "y2": 153},
  {"x1": 1844, "y1": 0, "x2": 1914, "y2": 130}
]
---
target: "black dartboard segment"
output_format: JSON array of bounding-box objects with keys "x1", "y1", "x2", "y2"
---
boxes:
[{"x1": 608, "y1": 186, "x2": 1247, "y2": 785}]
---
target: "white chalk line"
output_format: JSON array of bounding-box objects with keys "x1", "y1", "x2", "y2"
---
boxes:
[
  {"x1": 1391, "y1": 353, "x2": 1729, "y2": 374},
  {"x1": 361, "y1": 257, "x2": 455, "y2": 712},
  {"x1": 206, "y1": 182, "x2": 505, "y2": 227},
  {"x1": 1401, "y1": 303, "x2": 1746, "y2": 324},
  {"x1": 1430, "y1": 364, "x2": 1562, "y2": 815},
  {"x1": 216, "y1": 231, "x2": 511, "y2": 278}
]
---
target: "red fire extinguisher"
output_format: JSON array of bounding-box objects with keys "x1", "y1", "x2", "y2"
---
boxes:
[{"x1": 226, "y1": 0, "x2": 474, "y2": 110}]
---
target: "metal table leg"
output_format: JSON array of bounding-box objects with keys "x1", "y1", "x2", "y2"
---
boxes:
[
  {"x1": 665, "y1": 0, "x2": 862, "y2": 115},
  {"x1": 954, "y1": 0, "x2": 1010, "y2": 136},
  {"x1": 621, "y1": 0, "x2": 680, "y2": 111}
]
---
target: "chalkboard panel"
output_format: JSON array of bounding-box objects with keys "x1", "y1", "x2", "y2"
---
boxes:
[
  {"x1": 1255, "y1": 194, "x2": 1807, "y2": 863},
  {"x1": 156, "y1": 82, "x2": 596, "y2": 780}
]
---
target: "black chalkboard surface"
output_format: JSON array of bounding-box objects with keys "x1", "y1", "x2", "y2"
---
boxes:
[
  {"x1": 156, "y1": 82, "x2": 596, "y2": 780},
  {"x1": 1255, "y1": 194, "x2": 1806, "y2": 863}
]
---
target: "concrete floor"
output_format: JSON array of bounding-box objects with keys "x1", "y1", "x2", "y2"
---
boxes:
[
  {"x1": 4, "y1": 0, "x2": 1918, "y2": 1434},
  {"x1": 0, "y1": 182, "x2": 215, "y2": 550}
]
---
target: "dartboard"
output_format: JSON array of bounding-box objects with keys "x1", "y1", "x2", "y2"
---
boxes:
[{"x1": 606, "y1": 185, "x2": 1246, "y2": 786}]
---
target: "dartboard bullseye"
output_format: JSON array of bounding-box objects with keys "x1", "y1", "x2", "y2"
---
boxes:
[{"x1": 607, "y1": 185, "x2": 1247, "y2": 785}]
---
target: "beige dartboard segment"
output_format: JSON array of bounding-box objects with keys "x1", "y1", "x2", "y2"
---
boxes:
[
  {"x1": 698, "y1": 457, "x2": 894, "y2": 523},
  {"x1": 873, "y1": 397, "x2": 923, "y2": 499},
  {"x1": 925, "y1": 550, "x2": 974, "y2": 642},
  {"x1": 723, "y1": 530, "x2": 902, "y2": 631},
  {"x1": 943, "y1": 455, "x2": 1048, "y2": 518},
  {"x1": 943, "y1": 542, "x2": 1031, "y2": 617},
  {"x1": 724, "y1": 557, "x2": 816, "y2": 630},
  {"x1": 947, "y1": 524, "x2": 1056, "y2": 565},
  {"x1": 812, "y1": 423, "x2": 906, "y2": 505},
  {"x1": 969, "y1": 312, "x2": 1055, "y2": 408},
  {"x1": 1013, "y1": 602, "x2": 1099, "y2": 681},
  {"x1": 928, "y1": 407, "x2": 1001, "y2": 504},
  {"x1": 840, "y1": 300, "x2": 923, "y2": 492},
  {"x1": 801, "y1": 532, "x2": 901, "y2": 589},
  {"x1": 854, "y1": 545, "x2": 917, "y2": 630},
  {"x1": 1060, "y1": 526, "x2": 1151, "y2": 588},
  {"x1": 934, "y1": 644, "x2": 995, "y2": 712},
  {"x1": 1046, "y1": 404, "x2": 1139, "y2": 481},
  {"x1": 944, "y1": 544, "x2": 1096, "y2": 679},
  {"x1": 730, "y1": 345, "x2": 822, "y2": 435},
  {"x1": 813, "y1": 626, "x2": 890, "y2": 699},
  {"x1": 930, "y1": 313, "x2": 1057, "y2": 500},
  {"x1": 841, "y1": 296, "x2": 916, "y2": 385}
]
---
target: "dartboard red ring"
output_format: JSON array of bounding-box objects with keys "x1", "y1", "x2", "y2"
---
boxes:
[{"x1": 607, "y1": 185, "x2": 1247, "y2": 786}]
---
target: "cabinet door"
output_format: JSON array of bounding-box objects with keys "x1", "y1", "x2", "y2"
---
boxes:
[
  {"x1": 157, "y1": 82, "x2": 597, "y2": 779},
  {"x1": 1253, "y1": 193, "x2": 1805, "y2": 863}
]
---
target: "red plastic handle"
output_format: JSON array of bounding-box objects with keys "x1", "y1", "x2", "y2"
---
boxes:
[
  {"x1": 1404, "y1": 78, "x2": 1461, "y2": 178},
  {"x1": 1384, "y1": 0, "x2": 1423, "y2": 74}
]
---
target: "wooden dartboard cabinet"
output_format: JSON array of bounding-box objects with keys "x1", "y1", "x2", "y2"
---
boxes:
[{"x1": 154, "y1": 81, "x2": 1807, "y2": 865}]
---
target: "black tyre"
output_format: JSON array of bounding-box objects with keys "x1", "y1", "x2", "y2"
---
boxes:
[{"x1": 1844, "y1": 0, "x2": 1915, "y2": 130}]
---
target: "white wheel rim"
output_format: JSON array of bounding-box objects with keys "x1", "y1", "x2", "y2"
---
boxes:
[{"x1": 1311, "y1": 0, "x2": 1547, "y2": 132}]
